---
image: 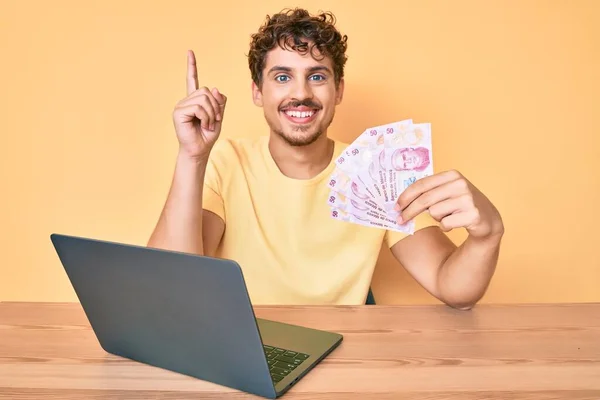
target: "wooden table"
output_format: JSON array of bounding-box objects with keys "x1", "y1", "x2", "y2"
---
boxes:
[{"x1": 1, "y1": 302, "x2": 599, "y2": 399}]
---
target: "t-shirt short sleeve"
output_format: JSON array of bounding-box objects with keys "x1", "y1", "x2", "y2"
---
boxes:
[
  {"x1": 384, "y1": 211, "x2": 440, "y2": 248},
  {"x1": 202, "y1": 147, "x2": 226, "y2": 223}
]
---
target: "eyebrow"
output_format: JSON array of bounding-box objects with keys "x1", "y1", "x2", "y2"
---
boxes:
[{"x1": 267, "y1": 65, "x2": 332, "y2": 76}]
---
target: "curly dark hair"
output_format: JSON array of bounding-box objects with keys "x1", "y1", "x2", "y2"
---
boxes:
[{"x1": 248, "y1": 8, "x2": 348, "y2": 89}]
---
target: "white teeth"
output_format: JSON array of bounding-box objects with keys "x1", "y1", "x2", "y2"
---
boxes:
[{"x1": 285, "y1": 110, "x2": 314, "y2": 118}]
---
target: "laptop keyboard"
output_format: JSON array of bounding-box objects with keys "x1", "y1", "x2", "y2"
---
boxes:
[{"x1": 263, "y1": 345, "x2": 309, "y2": 383}]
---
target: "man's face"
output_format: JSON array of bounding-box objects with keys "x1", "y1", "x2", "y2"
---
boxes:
[
  {"x1": 401, "y1": 149, "x2": 422, "y2": 169},
  {"x1": 392, "y1": 148, "x2": 429, "y2": 171},
  {"x1": 252, "y1": 41, "x2": 344, "y2": 146}
]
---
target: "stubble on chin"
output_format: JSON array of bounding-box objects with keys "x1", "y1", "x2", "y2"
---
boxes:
[
  {"x1": 269, "y1": 111, "x2": 335, "y2": 147},
  {"x1": 275, "y1": 126, "x2": 323, "y2": 147}
]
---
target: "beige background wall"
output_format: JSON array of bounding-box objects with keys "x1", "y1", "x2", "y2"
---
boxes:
[{"x1": 1, "y1": 0, "x2": 598, "y2": 303}]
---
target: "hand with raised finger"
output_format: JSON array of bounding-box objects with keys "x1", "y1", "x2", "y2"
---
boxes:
[
  {"x1": 172, "y1": 50, "x2": 228, "y2": 160},
  {"x1": 394, "y1": 170, "x2": 504, "y2": 240}
]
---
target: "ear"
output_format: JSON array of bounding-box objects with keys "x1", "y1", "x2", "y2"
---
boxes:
[
  {"x1": 251, "y1": 81, "x2": 263, "y2": 107},
  {"x1": 335, "y1": 77, "x2": 345, "y2": 105}
]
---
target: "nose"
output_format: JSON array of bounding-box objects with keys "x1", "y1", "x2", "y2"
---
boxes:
[{"x1": 291, "y1": 78, "x2": 313, "y2": 100}]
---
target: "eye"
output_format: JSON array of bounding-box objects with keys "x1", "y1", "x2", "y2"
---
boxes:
[
  {"x1": 309, "y1": 74, "x2": 326, "y2": 81},
  {"x1": 275, "y1": 75, "x2": 290, "y2": 82}
]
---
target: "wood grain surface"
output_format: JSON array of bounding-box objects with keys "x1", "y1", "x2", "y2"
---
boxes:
[{"x1": 1, "y1": 302, "x2": 599, "y2": 399}]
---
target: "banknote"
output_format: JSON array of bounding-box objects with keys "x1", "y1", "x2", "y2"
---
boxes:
[
  {"x1": 383, "y1": 122, "x2": 433, "y2": 212},
  {"x1": 334, "y1": 128, "x2": 386, "y2": 203},
  {"x1": 328, "y1": 119, "x2": 433, "y2": 235},
  {"x1": 327, "y1": 190, "x2": 398, "y2": 229},
  {"x1": 327, "y1": 170, "x2": 386, "y2": 214},
  {"x1": 327, "y1": 170, "x2": 414, "y2": 233},
  {"x1": 368, "y1": 119, "x2": 414, "y2": 206},
  {"x1": 329, "y1": 207, "x2": 398, "y2": 231},
  {"x1": 334, "y1": 119, "x2": 414, "y2": 205}
]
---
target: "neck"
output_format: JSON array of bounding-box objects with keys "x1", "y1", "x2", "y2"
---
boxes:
[{"x1": 268, "y1": 133, "x2": 335, "y2": 180}]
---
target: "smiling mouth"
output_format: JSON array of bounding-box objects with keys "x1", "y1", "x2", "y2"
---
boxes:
[{"x1": 281, "y1": 109, "x2": 319, "y2": 124}]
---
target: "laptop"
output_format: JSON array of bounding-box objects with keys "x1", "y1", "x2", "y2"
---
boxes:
[{"x1": 50, "y1": 233, "x2": 343, "y2": 399}]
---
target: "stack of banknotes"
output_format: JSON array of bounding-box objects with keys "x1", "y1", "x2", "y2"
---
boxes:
[{"x1": 327, "y1": 119, "x2": 433, "y2": 234}]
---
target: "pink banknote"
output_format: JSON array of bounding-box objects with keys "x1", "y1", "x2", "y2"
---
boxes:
[
  {"x1": 327, "y1": 170, "x2": 386, "y2": 214},
  {"x1": 328, "y1": 119, "x2": 433, "y2": 235},
  {"x1": 329, "y1": 207, "x2": 395, "y2": 231},
  {"x1": 327, "y1": 190, "x2": 398, "y2": 229},
  {"x1": 333, "y1": 130, "x2": 385, "y2": 203},
  {"x1": 382, "y1": 122, "x2": 433, "y2": 213}
]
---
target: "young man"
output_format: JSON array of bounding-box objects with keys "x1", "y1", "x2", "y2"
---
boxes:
[{"x1": 148, "y1": 9, "x2": 504, "y2": 308}]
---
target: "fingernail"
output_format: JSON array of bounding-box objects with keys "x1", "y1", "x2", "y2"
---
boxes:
[
  {"x1": 216, "y1": 113, "x2": 222, "y2": 121},
  {"x1": 394, "y1": 204, "x2": 400, "y2": 211},
  {"x1": 397, "y1": 215, "x2": 403, "y2": 224},
  {"x1": 210, "y1": 124, "x2": 215, "y2": 131}
]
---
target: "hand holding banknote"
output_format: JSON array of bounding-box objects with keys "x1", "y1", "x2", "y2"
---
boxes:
[
  {"x1": 394, "y1": 170, "x2": 505, "y2": 240},
  {"x1": 327, "y1": 119, "x2": 434, "y2": 235},
  {"x1": 327, "y1": 119, "x2": 503, "y2": 239}
]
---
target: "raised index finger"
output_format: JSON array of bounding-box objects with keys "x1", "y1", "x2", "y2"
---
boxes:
[{"x1": 186, "y1": 50, "x2": 199, "y2": 95}]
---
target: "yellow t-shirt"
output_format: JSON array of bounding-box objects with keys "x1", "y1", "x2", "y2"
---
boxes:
[{"x1": 202, "y1": 135, "x2": 437, "y2": 305}]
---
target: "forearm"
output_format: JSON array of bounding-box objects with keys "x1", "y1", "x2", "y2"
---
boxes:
[
  {"x1": 147, "y1": 150, "x2": 209, "y2": 255},
  {"x1": 437, "y1": 233, "x2": 503, "y2": 310}
]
